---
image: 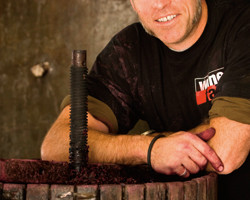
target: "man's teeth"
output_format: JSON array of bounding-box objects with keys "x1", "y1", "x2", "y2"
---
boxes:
[{"x1": 157, "y1": 15, "x2": 176, "y2": 22}]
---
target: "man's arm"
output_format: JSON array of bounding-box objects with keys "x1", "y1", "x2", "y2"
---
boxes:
[
  {"x1": 41, "y1": 105, "x2": 223, "y2": 177},
  {"x1": 206, "y1": 117, "x2": 250, "y2": 174},
  {"x1": 41, "y1": 105, "x2": 152, "y2": 164}
]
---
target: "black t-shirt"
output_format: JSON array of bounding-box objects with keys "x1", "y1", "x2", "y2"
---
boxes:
[
  {"x1": 88, "y1": 0, "x2": 250, "y2": 134},
  {"x1": 87, "y1": 0, "x2": 250, "y2": 199}
]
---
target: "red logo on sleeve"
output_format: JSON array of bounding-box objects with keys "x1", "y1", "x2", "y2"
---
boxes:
[{"x1": 194, "y1": 68, "x2": 224, "y2": 105}]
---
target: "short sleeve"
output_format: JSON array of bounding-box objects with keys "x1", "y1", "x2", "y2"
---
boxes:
[
  {"x1": 87, "y1": 33, "x2": 140, "y2": 134},
  {"x1": 209, "y1": 96, "x2": 250, "y2": 124},
  {"x1": 60, "y1": 95, "x2": 119, "y2": 133},
  {"x1": 210, "y1": 7, "x2": 250, "y2": 124},
  {"x1": 215, "y1": 10, "x2": 250, "y2": 99}
]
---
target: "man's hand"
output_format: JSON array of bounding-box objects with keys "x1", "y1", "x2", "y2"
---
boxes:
[{"x1": 150, "y1": 128, "x2": 224, "y2": 177}]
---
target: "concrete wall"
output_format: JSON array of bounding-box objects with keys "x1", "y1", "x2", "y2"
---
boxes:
[{"x1": 0, "y1": 0, "x2": 139, "y2": 159}]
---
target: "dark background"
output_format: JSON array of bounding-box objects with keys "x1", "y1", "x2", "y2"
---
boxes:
[{"x1": 0, "y1": 0, "x2": 149, "y2": 159}]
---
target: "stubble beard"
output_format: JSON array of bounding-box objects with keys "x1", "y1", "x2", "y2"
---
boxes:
[{"x1": 139, "y1": 0, "x2": 203, "y2": 45}]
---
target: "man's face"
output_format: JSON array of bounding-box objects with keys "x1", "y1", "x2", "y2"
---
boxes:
[{"x1": 130, "y1": 0, "x2": 206, "y2": 50}]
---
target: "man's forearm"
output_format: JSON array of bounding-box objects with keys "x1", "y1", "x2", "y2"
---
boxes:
[
  {"x1": 206, "y1": 117, "x2": 250, "y2": 174},
  {"x1": 88, "y1": 129, "x2": 152, "y2": 165},
  {"x1": 41, "y1": 126, "x2": 152, "y2": 165},
  {"x1": 41, "y1": 106, "x2": 152, "y2": 165},
  {"x1": 41, "y1": 118, "x2": 71, "y2": 162}
]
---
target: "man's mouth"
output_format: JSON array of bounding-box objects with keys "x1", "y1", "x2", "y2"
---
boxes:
[{"x1": 156, "y1": 15, "x2": 177, "y2": 22}]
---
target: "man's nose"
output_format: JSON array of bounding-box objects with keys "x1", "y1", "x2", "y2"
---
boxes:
[{"x1": 153, "y1": 0, "x2": 170, "y2": 9}]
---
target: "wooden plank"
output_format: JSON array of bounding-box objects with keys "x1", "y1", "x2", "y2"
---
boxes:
[
  {"x1": 194, "y1": 176, "x2": 207, "y2": 200},
  {"x1": 0, "y1": 182, "x2": 3, "y2": 200},
  {"x1": 26, "y1": 184, "x2": 49, "y2": 200},
  {"x1": 100, "y1": 184, "x2": 122, "y2": 200},
  {"x1": 166, "y1": 182, "x2": 184, "y2": 200},
  {"x1": 211, "y1": 173, "x2": 218, "y2": 200},
  {"x1": 184, "y1": 180, "x2": 197, "y2": 200},
  {"x1": 76, "y1": 185, "x2": 98, "y2": 200},
  {"x1": 206, "y1": 173, "x2": 218, "y2": 200},
  {"x1": 145, "y1": 183, "x2": 166, "y2": 200},
  {"x1": 2, "y1": 184, "x2": 25, "y2": 200},
  {"x1": 50, "y1": 185, "x2": 74, "y2": 200},
  {"x1": 123, "y1": 184, "x2": 145, "y2": 200}
]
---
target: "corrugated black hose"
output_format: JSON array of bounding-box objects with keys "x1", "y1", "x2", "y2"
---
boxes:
[{"x1": 69, "y1": 50, "x2": 88, "y2": 172}]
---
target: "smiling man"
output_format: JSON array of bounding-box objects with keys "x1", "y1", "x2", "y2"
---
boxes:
[
  {"x1": 41, "y1": 0, "x2": 250, "y2": 199},
  {"x1": 130, "y1": 0, "x2": 206, "y2": 51}
]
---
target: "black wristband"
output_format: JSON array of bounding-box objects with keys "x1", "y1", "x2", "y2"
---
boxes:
[{"x1": 147, "y1": 134, "x2": 165, "y2": 170}]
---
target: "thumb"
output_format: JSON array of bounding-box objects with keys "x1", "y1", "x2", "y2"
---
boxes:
[{"x1": 197, "y1": 127, "x2": 216, "y2": 141}]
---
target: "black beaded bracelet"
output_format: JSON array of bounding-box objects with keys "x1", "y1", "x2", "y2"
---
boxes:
[{"x1": 147, "y1": 134, "x2": 166, "y2": 170}]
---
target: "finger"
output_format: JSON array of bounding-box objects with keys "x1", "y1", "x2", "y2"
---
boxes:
[
  {"x1": 187, "y1": 146, "x2": 208, "y2": 170},
  {"x1": 197, "y1": 128, "x2": 215, "y2": 141},
  {"x1": 182, "y1": 157, "x2": 200, "y2": 174},
  {"x1": 193, "y1": 139, "x2": 224, "y2": 172},
  {"x1": 176, "y1": 165, "x2": 190, "y2": 178}
]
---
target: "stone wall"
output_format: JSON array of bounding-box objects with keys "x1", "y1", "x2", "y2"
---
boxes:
[{"x1": 0, "y1": 0, "x2": 139, "y2": 159}]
